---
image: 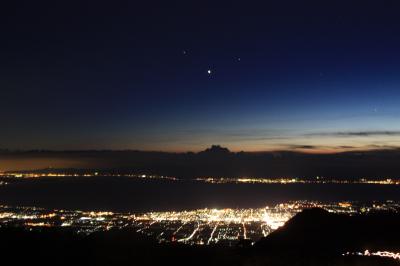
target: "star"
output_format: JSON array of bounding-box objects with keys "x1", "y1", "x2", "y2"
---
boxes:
[{"x1": 207, "y1": 69, "x2": 212, "y2": 75}]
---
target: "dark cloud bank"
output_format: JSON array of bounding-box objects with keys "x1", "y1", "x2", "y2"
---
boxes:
[
  {"x1": 2, "y1": 145, "x2": 400, "y2": 179},
  {"x1": 307, "y1": 130, "x2": 400, "y2": 137}
]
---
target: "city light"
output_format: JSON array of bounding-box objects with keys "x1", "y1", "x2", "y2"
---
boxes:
[
  {"x1": 2, "y1": 171, "x2": 400, "y2": 185},
  {"x1": 343, "y1": 250, "x2": 400, "y2": 261},
  {"x1": 0, "y1": 200, "x2": 399, "y2": 246}
]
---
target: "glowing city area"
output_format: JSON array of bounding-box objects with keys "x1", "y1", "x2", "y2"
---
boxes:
[
  {"x1": 1, "y1": 171, "x2": 400, "y2": 185},
  {"x1": 343, "y1": 250, "x2": 400, "y2": 261},
  {"x1": 1, "y1": 200, "x2": 399, "y2": 246}
]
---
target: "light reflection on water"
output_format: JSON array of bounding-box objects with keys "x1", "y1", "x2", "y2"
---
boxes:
[{"x1": 1, "y1": 177, "x2": 400, "y2": 212}]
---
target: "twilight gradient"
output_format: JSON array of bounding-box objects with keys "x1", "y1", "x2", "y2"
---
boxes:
[{"x1": 1, "y1": 1, "x2": 400, "y2": 152}]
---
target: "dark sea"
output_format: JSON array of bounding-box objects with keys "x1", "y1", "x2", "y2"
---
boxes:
[{"x1": 1, "y1": 177, "x2": 400, "y2": 212}]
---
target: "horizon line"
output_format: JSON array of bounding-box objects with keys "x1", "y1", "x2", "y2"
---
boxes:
[{"x1": 1, "y1": 145, "x2": 399, "y2": 154}]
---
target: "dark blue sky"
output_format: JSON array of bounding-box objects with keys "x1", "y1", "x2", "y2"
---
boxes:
[{"x1": 2, "y1": 1, "x2": 400, "y2": 151}]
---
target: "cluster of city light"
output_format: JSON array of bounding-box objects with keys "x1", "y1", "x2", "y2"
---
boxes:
[
  {"x1": 343, "y1": 250, "x2": 400, "y2": 261},
  {"x1": 1, "y1": 200, "x2": 399, "y2": 245},
  {"x1": 359, "y1": 178, "x2": 400, "y2": 185},
  {"x1": 1, "y1": 171, "x2": 399, "y2": 185},
  {"x1": 130, "y1": 204, "x2": 303, "y2": 244},
  {"x1": 133, "y1": 206, "x2": 296, "y2": 229},
  {"x1": 0, "y1": 172, "x2": 177, "y2": 180},
  {"x1": 196, "y1": 177, "x2": 300, "y2": 184},
  {"x1": 195, "y1": 177, "x2": 400, "y2": 185}
]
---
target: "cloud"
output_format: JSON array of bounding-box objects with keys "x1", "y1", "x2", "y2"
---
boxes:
[
  {"x1": 288, "y1": 145, "x2": 320, "y2": 150},
  {"x1": 336, "y1": 145, "x2": 356, "y2": 149},
  {"x1": 284, "y1": 144, "x2": 358, "y2": 151},
  {"x1": 306, "y1": 131, "x2": 400, "y2": 137},
  {"x1": 363, "y1": 144, "x2": 400, "y2": 150},
  {"x1": 278, "y1": 143, "x2": 400, "y2": 153},
  {"x1": 169, "y1": 128, "x2": 293, "y2": 142}
]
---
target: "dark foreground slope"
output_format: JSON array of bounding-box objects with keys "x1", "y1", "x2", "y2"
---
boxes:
[
  {"x1": 0, "y1": 227, "x2": 239, "y2": 266},
  {"x1": 253, "y1": 208, "x2": 400, "y2": 265},
  {"x1": 1, "y1": 210, "x2": 400, "y2": 266},
  {"x1": 256, "y1": 208, "x2": 400, "y2": 252}
]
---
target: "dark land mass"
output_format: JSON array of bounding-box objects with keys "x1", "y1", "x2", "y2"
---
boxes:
[
  {"x1": 2, "y1": 145, "x2": 400, "y2": 179},
  {"x1": 2, "y1": 209, "x2": 400, "y2": 266},
  {"x1": 254, "y1": 208, "x2": 400, "y2": 264}
]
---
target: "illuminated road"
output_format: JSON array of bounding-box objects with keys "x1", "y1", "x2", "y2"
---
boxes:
[{"x1": 178, "y1": 222, "x2": 200, "y2": 243}]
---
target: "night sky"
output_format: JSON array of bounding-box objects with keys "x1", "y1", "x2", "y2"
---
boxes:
[{"x1": 2, "y1": 1, "x2": 400, "y2": 152}]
